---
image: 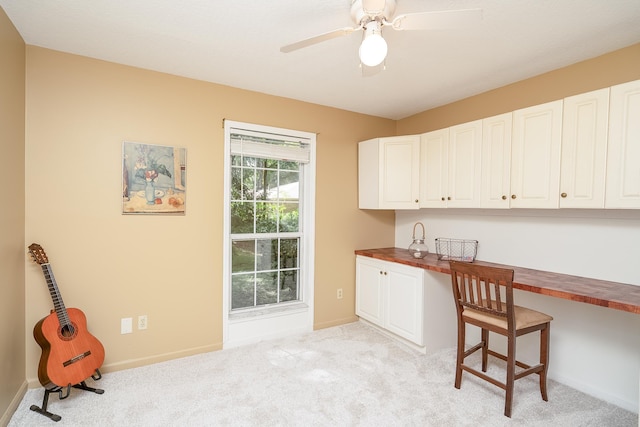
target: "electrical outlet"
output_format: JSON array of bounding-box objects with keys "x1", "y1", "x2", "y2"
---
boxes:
[
  {"x1": 138, "y1": 315, "x2": 148, "y2": 330},
  {"x1": 337, "y1": 288, "x2": 343, "y2": 299},
  {"x1": 121, "y1": 317, "x2": 133, "y2": 334}
]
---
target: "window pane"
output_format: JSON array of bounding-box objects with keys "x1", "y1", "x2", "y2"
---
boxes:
[
  {"x1": 231, "y1": 202, "x2": 254, "y2": 234},
  {"x1": 242, "y1": 168, "x2": 255, "y2": 201},
  {"x1": 256, "y1": 202, "x2": 278, "y2": 233},
  {"x1": 264, "y1": 159, "x2": 279, "y2": 169},
  {"x1": 280, "y1": 161, "x2": 298, "y2": 171},
  {"x1": 256, "y1": 272, "x2": 278, "y2": 306},
  {"x1": 231, "y1": 167, "x2": 242, "y2": 200},
  {"x1": 280, "y1": 239, "x2": 298, "y2": 269},
  {"x1": 256, "y1": 169, "x2": 278, "y2": 201},
  {"x1": 242, "y1": 156, "x2": 257, "y2": 167},
  {"x1": 231, "y1": 273, "x2": 255, "y2": 309},
  {"x1": 232, "y1": 240, "x2": 255, "y2": 273},
  {"x1": 279, "y1": 203, "x2": 299, "y2": 232},
  {"x1": 278, "y1": 171, "x2": 298, "y2": 200},
  {"x1": 256, "y1": 239, "x2": 278, "y2": 271},
  {"x1": 280, "y1": 270, "x2": 298, "y2": 302},
  {"x1": 279, "y1": 170, "x2": 298, "y2": 187}
]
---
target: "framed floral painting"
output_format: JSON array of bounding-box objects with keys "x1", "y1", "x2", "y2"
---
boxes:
[{"x1": 122, "y1": 141, "x2": 186, "y2": 214}]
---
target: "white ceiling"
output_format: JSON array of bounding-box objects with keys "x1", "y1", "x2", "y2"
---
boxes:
[{"x1": 2, "y1": 0, "x2": 640, "y2": 120}]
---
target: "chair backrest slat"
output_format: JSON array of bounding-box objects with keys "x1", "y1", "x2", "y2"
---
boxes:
[{"x1": 450, "y1": 261, "x2": 515, "y2": 326}]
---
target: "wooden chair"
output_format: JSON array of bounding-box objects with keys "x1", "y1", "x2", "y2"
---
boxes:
[{"x1": 448, "y1": 261, "x2": 553, "y2": 417}]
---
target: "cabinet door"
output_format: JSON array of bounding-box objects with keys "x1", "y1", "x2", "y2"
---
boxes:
[
  {"x1": 481, "y1": 113, "x2": 512, "y2": 208},
  {"x1": 511, "y1": 100, "x2": 563, "y2": 208},
  {"x1": 355, "y1": 256, "x2": 384, "y2": 326},
  {"x1": 448, "y1": 120, "x2": 483, "y2": 208},
  {"x1": 385, "y1": 262, "x2": 424, "y2": 346},
  {"x1": 606, "y1": 80, "x2": 640, "y2": 208},
  {"x1": 358, "y1": 136, "x2": 420, "y2": 209},
  {"x1": 560, "y1": 89, "x2": 609, "y2": 208},
  {"x1": 380, "y1": 136, "x2": 420, "y2": 209},
  {"x1": 419, "y1": 128, "x2": 449, "y2": 208}
]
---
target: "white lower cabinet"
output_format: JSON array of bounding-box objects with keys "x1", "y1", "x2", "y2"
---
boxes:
[
  {"x1": 355, "y1": 256, "x2": 386, "y2": 326},
  {"x1": 356, "y1": 256, "x2": 458, "y2": 351}
]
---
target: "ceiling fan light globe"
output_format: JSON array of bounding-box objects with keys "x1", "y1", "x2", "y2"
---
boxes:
[{"x1": 359, "y1": 34, "x2": 387, "y2": 67}]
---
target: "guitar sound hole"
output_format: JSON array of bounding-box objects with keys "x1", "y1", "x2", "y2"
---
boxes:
[{"x1": 58, "y1": 323, "x2": 78, "y2": 340}]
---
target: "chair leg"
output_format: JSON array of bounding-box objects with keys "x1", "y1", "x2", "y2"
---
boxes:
[
  {"x1": 481, "y1": 328, "x2": 489, "y2": 372},
  {"x1": 539, "y1": 323, "x2": 550, "y2": 401},
  {"x1": 504, "y1": 333, "x2": 516, "y2": 418},
  {"x1": 455, "y1": 321, "x2": 466, "y2": 389}
]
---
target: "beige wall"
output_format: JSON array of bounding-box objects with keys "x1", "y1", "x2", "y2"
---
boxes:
[
  {"x1": 4, "y1": 10, "x2": 639, "y2": 421},
  {"x1": 397, "y1": 43, "x2": 640, "y2": 134},
  {"x1": 0, "y1": 7, "x2": 26, "y2": 425},
  {"x1": 23, "y1": 47, "x2": 396, "y2": 383}
]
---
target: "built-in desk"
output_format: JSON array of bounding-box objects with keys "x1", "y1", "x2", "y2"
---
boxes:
[{"x1": 355, "y1": 247, "x2": 640, "y2": 315}]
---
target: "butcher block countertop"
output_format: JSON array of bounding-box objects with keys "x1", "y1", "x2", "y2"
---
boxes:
[{"x1": 355, "y1": 247, "x2": 640, "y2": 315}]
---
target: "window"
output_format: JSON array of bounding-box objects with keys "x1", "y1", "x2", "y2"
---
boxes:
[
  {"x1": 223, "y1": 121, "x2": 315, "y2": 347},
  {"x1": 230, "y1": 157, "x2": 301, "y2": 309}
]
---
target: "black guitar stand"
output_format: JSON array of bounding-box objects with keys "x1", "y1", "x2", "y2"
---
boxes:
[{"x1": 30, "y1": 369, "x2": 104, "y2": 422}]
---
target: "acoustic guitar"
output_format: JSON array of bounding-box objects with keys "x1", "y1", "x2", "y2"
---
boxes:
[{"x1": 28, "y1": 243, "x2": 105, "y2": 388}]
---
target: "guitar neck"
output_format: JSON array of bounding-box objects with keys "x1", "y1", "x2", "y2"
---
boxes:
[{"x1": 41, "y1": 263, "x2": 71, "y2": 328}]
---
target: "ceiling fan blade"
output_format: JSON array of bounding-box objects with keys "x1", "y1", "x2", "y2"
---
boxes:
[
  {"x1": 391, "y1": 8, "x2": 482, "y2": 31},
  {"x1": 280, "y1": 26, "x2": 360, "y2": 53}
]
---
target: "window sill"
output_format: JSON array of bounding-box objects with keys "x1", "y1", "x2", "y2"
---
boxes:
[{"x1": 229, "y1": 302, "x2": 309, "y2": 323}]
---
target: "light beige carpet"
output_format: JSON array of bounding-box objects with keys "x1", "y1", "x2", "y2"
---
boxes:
[{"x1": 9, "y1": 321, "x2": 638, "y2": 426}]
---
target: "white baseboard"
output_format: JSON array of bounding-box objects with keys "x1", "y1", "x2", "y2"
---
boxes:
[
  {"x1": 101, "y1": 343, "x2": 221, "y2": 374},
  {"x1": 549, "y1": 371, "x2": 639, "y2": 415}
]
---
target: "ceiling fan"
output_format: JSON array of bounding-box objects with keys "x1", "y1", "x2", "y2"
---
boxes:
[{"x1": 281, "y1": 0, "x2": 482, "y2": 68}]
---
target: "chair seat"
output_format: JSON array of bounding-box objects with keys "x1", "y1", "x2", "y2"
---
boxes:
[{"x1": 463, "y1": 303, "x2": 553, "y2": 331}]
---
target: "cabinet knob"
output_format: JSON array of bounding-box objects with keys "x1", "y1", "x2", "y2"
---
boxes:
[
  {"x1": 561, "y1": 192, "x2": 567, "y2": 198},
  {"x1": 383, "y1": 271, "x2": 387, "y2": 275},
  {"x1": 415, "y1": 199, "x2": 419, "y2": 203},
  {"x1": 441, "y1": 197, "x2": 445, "y2": 201},
  {"x1": 502, "y1": 195, "x2": 507, "y2": 200},
  {"x1": 447, "y1": 196, "x2": 451, "y2": 201},
  {"x1": 511, "y1": 194, "x2": 517, "y2": 199},
  {"x1": 379, "y1": 271, "x2": 383, "y2": 275}
]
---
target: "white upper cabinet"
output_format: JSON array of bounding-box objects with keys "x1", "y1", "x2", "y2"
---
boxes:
[
  {"x1": 560, "y1": 88, "x2": 609, "y2": 208},
  {"x1": 481, "y1": 113, "x2": 512, "y2": 208},
  {"x1": 358, "y1": 136, "x2": 420, "y2": 209},
  {"x1": 419, "y1": 128, "x2": 449, "y2": 208},
  {"x1": 420, "y1": 121, "x2": 482, "y2": 208},
  {"x1": 606, "y1": 80, "x2": 640, "y2": 208},
  {"x1": 448, "y1": 120, "x2": 483, "y2": 208},
  {"x1": 357, "y1": 79, "x2": 640, "y2": 211},
  {"x1": 511, "y1": 100, "x2": 563, "y2": 208}
]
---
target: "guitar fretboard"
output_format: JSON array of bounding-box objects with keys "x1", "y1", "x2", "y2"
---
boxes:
[{"x1": 41, "y1": 263, "x2": 71, "y2": 328}]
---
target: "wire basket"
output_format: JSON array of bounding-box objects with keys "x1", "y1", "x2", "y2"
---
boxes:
[{"x1": 435, "y1": 238, "x2": 478, "y2": 262}]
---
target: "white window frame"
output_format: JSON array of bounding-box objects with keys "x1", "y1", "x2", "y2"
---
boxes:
[{"x1": 222, "y1": 120, "x2": 315, "y2": 348}]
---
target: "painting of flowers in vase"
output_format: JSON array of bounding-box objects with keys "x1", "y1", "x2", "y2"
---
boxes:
[{"x1": 122, "y1": 141, "x2": 186, "y2": 214}]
